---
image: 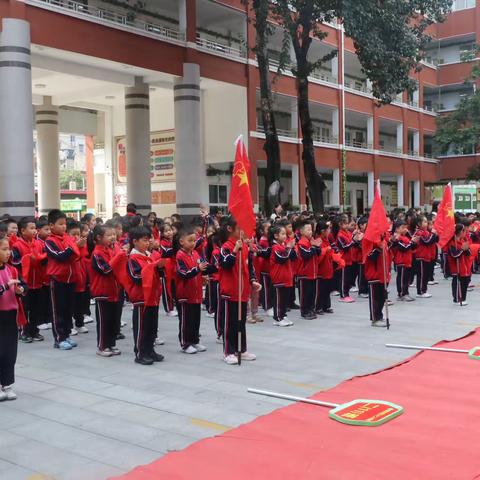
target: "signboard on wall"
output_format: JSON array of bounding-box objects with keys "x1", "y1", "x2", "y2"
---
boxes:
[
  {"x1": 453, "y1": 184, "x2": 477, "y2": 212},
  {"x1": 116, "y1": 130, "x2": 175, "y2": 184}
]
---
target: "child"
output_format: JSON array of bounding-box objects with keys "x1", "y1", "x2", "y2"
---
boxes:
[
  {"x1": 5, "y1": 219, "x2": 18, "y2": 248},
  {"x1": 296, "y1": 221, "x2": 320, "y2": 320},
  {"x1": 278, "y1": 219, "x2": 300, "y2": 310},
  {"x1": 269, "y1": 224, "x2": 296, "y2": 327},
  {"x1": 90, "y1": 224, "x2": 121, "y2": 357},
  {"x1": 159, "y1": 223, "x2": 177, "y2": 317},
  {"x1": 67, "y1": 220, "x2": 90, "y2": 335},
  {"x1": 391, "y1": 220, "x2": 415, "y2": 302},
  {"x1": 175, "y1": 227, "x2": 213, "y2": 354},
  {"x1": 257, "y1": 221, "x2": 273, "y2": 315},
  {"x1": 11, "y1": 216, "x2": 46, "y2": 342},
  {"x1": 447, "y1": 223, "x2": 471, "y2": 306},
  {"x1": 336, "y1": 216, "x2": 355, "y2": 303},
  {"x1": 35, "y1": 218, "x2": 52, "y2": 331},
  {"x1": 0, "y1": 237, "x2": 25, "y2": 401},
  {"x1": 219, "y1": 217, "x2": 261, "y2": 365},
  {"x1": 45, "y1": 209, "x2": 80, "y2": 350},
  {"x1": 351, "y1": 218, "x2": 369, "y2": 298},
  {"x1": 412, "y1": 215, "x2": 435, "y2": 298}
]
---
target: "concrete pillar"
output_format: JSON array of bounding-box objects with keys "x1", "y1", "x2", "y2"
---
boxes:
[
  {"x1": 367, "y1": 117, "x2": 374, "y2": 148},
  {"x1": 331, "y1": 55, "x2": 338, "y2": 81},
  {"x1": 174, "y1": 63, "x2": 207, "y2": 217},
  {"x1": 178, "y1": 0, "x2": 187, "y2": 36},
  {"x1": 291, "y1": 165, "x2": 299, "y2": 206},
  {"x1": 332, "y1": 168, "x2": 340, "y2": 206},
  {"x1": 396, "y1": 124, "x2": 403, "y2": 153},
  {"x1": 332, "y1": 109, "x2": 339, "y2": 143},
  {"x1": 397, "y1": 174, "x2": 404, "y2": 208},
  {"x1": 367, "y1": 171, "x2": 375, "y2": 207},
  {"x1": 125, "y1": 78, "x2": 151, "y2": 214},
  {"x1": 413, "y1": 180, "x2": 421, "y2": 208},
  {"x1": 35, "y1": 97, "x2": 60, "y2": 215},
  {"x1": 413, "y1": 131, "x2": 420, "y2": 156},
  {"x1": 413, "y1": 87, "x2": 419, "y2": 106},
  {"x1": 0, "y1": 19, "x2": 35, "y2": 217}
]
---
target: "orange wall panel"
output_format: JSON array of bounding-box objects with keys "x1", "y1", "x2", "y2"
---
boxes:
[
  {"x1": 436, "y1": 9, "x2": 477, "y2": 39},
  {"x1": 438, "y1": 62, "x2": 475, "y2": 86}
]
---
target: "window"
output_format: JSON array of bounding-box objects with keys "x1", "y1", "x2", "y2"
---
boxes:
[
  {"x1": 452, "y1": 0, "x2": 475, "y2": 10},
  {"x1": 209, "y1": 185, "x2": 228, "y2": 205}
]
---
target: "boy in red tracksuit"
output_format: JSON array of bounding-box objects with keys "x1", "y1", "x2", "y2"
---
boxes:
[
  {"x1": 176, "y1": 227, "x2": 214, "y2": 354},
  {"x1": 296, "y1": 221, "x2": 321, "y2": 320},
  {"x1": 269, "y1": 225, "x2": 296, "y2": 327},
  {"x1": 35, "y1": 218, "x2": 52, "y2": 331},
  {"x1": 159, "y1": 223, "x2": 177, "y2": 317},
  {"x1": 364, "y1": 238, "x2": 391, "y2": 327},
  {"x1": 206, "y1": 233, "x2": 222, "y2": 340},
  {"x1": 45, "y1": 209, "x2": 80, "y2": 350},
  {"x1": 257, "y1": 222, "x2": 273, "y2": 314},
  {"x1": 412, "y1": 215, "x2": 436, "y2": 298},
  {"x1": 448, "y1": 224, "x2": 472, "y2": 305},
  {"x1": 391, "y1": 220, "x2": 415, "y2": 302},
  {"x1": 336, "y1": 218, "x2": 355, "y2": 303},
  {"x1": 11, "y1": 217, "x2": 47, "y2": 343}
]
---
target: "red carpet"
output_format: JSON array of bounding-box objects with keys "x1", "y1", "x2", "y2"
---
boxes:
[{"x1": 113, "y1": 330, "x2": 480, "y2": 480}]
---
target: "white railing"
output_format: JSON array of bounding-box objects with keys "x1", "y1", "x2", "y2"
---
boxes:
[
  {"x1": 28, "y1": 0, "x2": 185, "y2": 41},
  {"x1": 313, "y1": 133, "x2": 338, "y2": 144},
  {"x1": 345, "y1": 139, "x2": 373, "y2": 150},
  {"x1": 379, "y1": 145, "x2": 403, "y2": 155},
  {"x1": 310, "y1": 69, "x2": 338, "y2": 85},
  {"x1": 408, "y1": 150, "x2": 420, "y2": 157},
  {"x1": 256, "y1": 124, "x2": 297, "y2": 138},
  {"x1": 196, "y1": 35, "x2": 246, "y2": 59},
  {"x1": 344, "y1": 78, "x2": 372, "y2": 94}
]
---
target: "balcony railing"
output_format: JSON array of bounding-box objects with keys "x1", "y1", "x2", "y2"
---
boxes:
[
  {"x1": 28, "y1": 0, "x2": 185, "y2": 41},
  {"x1": 313, "y1": 133, "x2": 338, "y2": 144},
  {"x1": 379, "y1": 145, "x2": 403, "y2": 155},
  {"x1": 196, "y1": 35, "x2": 246, "y2": 59},
  {"x1": 408, "y1": 150, "x2": 420, "y2": 157},
  {"x1": 256, "y1": 124, "x2": 297, "y2": 139},
  {"x1": 344, "y1": 78, "x2": 372, "y2": 94},
  {"x1": 345, "y1": 139, "x2": 373, "y2": 150},
  {"x1": 310, "y1": 69, "x2": 338, "y2": 85}
]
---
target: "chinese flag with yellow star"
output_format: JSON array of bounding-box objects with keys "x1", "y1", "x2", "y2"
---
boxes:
[
  {"x1": 434, "y1": 183, "x2": 456, "y2": 248},
  {"x1": 228, "y1": 135, "x2": 256, "y2": 237}
]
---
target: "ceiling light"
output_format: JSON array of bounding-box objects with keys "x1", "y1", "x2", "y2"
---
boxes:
[
  {"x1": 105, "y1": 95, "x2": 116, "y2": 99},
  {"x1": 150, "y1": 87, "x2": 156, "y2": 92},
  {"x1": 34, "y1": 83, "x2": 47, "y2": 89}
]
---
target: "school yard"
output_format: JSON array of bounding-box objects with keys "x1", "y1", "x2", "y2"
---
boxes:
[{"x1": 1, "y1": 273, "x2": 478, "y2": 480}]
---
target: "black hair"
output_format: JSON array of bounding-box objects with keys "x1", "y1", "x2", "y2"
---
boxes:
[
  {"x1": 173, "y1": 225, "x2": 196, "y2": 253},
  {"x1": 455, "y1": 223, "x2": 465, "y2": 236},
  {"x1": 93, "y1": 224, "x2": 107, "y2": 243},
  {"x1": 297, "y1": 220, "x2": 313, "y2": 234},
  {"x1": 276, "y1": 218, "x2": 292, "y2": 228},
  {"x1": 172, "y1": 221, "x2": 184, "y2": 232},
  {"x1": 315, "y1": 220, "x2": 329, "y2": 236},
  {"x1": 357, "y1": 217, "x2": 368, "y2": 227},
  {"x1": 129, "y1": 226, "x2": 151, "y2": 249},
  {"x1": 81, "y1": 213, "x2": 95, "y2": 223},
  {"x1": 415, "y1": 215, "x2": 427, "y2": 228},
  {"x1": 171, "y1": 213, "x2": 181, "y2": 222},
  {"x1": 128, "y1": 215, "x2": 143, "y2": 230},
  {"x1": 66, "y1": 219, "x2": 81, "y2": 232},
  {"x1": 36, "y1": 218, "x2": 48, "y2": 230},
  {"x1": 394, "y1": 220, "x2": 407, "y2": 231},
  {"x1": 219, "y1": 216, "x2": 237, "y2": 244},
  {"x1": 18, "y1": 216, "x2": 35, "y2": 233},
  {"x1": 206, "y1": 230, "x2": 220, "y2": 261},
  {"x1": 95, "y1": 217, "x2": 103, "y2": 225},
  {"x1": 48, "y1": 209, "x2": 66, "y2": 225},
  {"x1": 191, "y1": 216, "x2": 204, "y2": 228},
  {"x1": 126, "y1": 203, "x2": 137, "y2": 214},
  {"x1": 160, "y1": 222, "x2": 173, "y2": 237},
  {"x1": 268, "y1": 224, "x2": 285, "y2": 245},
  {"x1": 0, "y1": 223, "x2": 8, "y2": 238}
]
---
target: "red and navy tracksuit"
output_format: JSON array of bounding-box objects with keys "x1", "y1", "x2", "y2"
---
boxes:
[
  {"x1": 45, "y1": 233, "x2": 79, "y2": 344},
  {"x1": 219, "y1": 238, "x2": 256, "y2": 356},
  {"x1": 392, "y1": 235, "x2": 414, "y2": 298},
  {"x1": 11, "y1": 237, "x2": 47, "y2": 338},
  {"x1": 447, "y1": 238, "x2": 471, "y2": 303},
  {"x1": 257, "y1": 236, "x2": 273, "y2": 311},
  {"x1": 413, "y1": 229, "x2": 437, "y2": 295},
  {"x1": 316, "y1": 240, "x2": 336, "y2": 313},
  {"x1": 350, "y1": 238, "x2": 368, "y2": 295},
  {"x1": 72, "y1": 245, "x2": 90, "y2": 329},
  {"x1": 90, "y1": 245, "x2": 121, "y2": 351},
  {"x1": 160, "y1": 239, "x2": 175, "y2": 313},
  {"x1": 296, "y1": 237, "x2": 320, "y2": 317},
  {"x1": 336, "y1": 229, "x2": 355, "y2": 298},
  {"x1": 269, "y1": 241, "x2": 297, "y2": 321},
  {"x1": 207, "y1": 246, "x2": 221, "y2": 336}
]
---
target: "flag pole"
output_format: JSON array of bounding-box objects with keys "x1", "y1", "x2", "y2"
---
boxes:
[
  {"x1": 237, "y1": 237, "x2": 243, "y2": 366},
  {"x1": 456, "y1": 258, "x2": 462, "y2": 307},
  {"x1": 381, "y1": 238, "x2": 390, "y2": 330}
]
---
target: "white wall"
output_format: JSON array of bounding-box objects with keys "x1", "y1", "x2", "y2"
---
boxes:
[{"x1": 59, "y1": 108, "x2": 97, "y2": 136}]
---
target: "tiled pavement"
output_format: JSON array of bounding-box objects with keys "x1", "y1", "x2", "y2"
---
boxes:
[{"x1": 1, "y1": 272, "x2": 478, "y2": 479}]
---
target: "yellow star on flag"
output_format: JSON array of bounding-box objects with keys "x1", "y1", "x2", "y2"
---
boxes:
[{"x1": 234, "y1": 165, "x2": 249, "y2": 187}]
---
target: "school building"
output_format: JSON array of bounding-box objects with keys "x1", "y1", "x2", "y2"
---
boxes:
[{"x1": 0, "y1": 0, "x2": 479, "y2": 218}]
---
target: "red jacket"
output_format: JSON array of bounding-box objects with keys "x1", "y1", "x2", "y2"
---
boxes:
[
  {"x1": 364, "y1": 243, "x2": 392, "y2": 283},
  {"x1": 11, "y1": 237, "x2": 47, "y2": 289},
  {"x1": 296, "y1": 237, "x2": 319, "y2": 280},
  {"x1": 336, "y1": 230, "x2": 355, "y2": 266},
  {"x1": 392, "y1": 235, "x2": 414, "y2": 267},
  {"x1": 317, "y1": 238, "x2": 345, "y2": 279},
  {"x1": 45, "y1": 233, "x2": 79, "y2": 283},
  {"x1": 414, "y1": 229, "x2": 437, "y2": 261},
  {"x1": 90, "y1": 245, "x2": 120, "y2": 302},
  {"x1": 73, "y1": 244, "x2": 89, "y2": 293},
  {"x1": 176, "y1": 249, "x2": 204, "y2": 303},
  {"x1": 257, "y1": 236, "x2": 271, "y2": 274},
  {"x1": 269, "y1": 242, "x2": 296, "y2": 287},
  {"x1": 219, "y1": 238, "x2": 253, "y2": 302},
  {"x1": 447, "y1": 238, "x2": 471, "y2": 276},
  {"x1": 209, "y1": 246, "x2": 220, "y2": 282}
]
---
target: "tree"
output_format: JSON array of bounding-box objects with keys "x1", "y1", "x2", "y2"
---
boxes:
[{"x1": 272, "y1": 0, "x2": 452, "y2": 212}]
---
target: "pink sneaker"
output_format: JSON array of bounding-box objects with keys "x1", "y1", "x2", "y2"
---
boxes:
[{"x1": 340, "y1": 296, "x2": 355, "y2": 303}]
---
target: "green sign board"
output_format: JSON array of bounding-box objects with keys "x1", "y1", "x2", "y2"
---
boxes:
[
  {"x1": 60, "y1": 198, "x2": 87, "y2": 212},
  {"x1": 453, "y1": 185, "x2": 477, "y2": 212}
]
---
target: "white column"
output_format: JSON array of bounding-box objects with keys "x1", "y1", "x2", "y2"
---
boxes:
[
  {"x1": 413, "y1": 87, "x2": 419, "y2": 106},
  {"x1": 396, "y1": 124, "x2": 403, "y2": 153},
  {"x1": 178, "y1": 0, "x2": 187, "y2": 36},
  {"x1": 125, "y1": 78, "x2": 151, "y2": 214},
  {"x1": 397, "y1": 174, "x2": 404, "y2": 208},
  {"x1": 174, "y1": 63, "x2": 207, "y2": 218},
  {"x1": 0, "y1": 19, "x2": 35, "y2": 216},
  {"x1": 35, "y1": 97, "x2": 60, "y2": 215},
  {"x1": 291, "y1": 165, "x2": 299, "y2": 206},
  {"x1": 290, "y1": 100, "x2": 298, "y2": 135},
  {"x1": 367, "y1": 171, "x2": 375, "y2": 207},
  {"x1": 332, "y1": 168, "x2": 340, "y2": 206},
  {"x1": 366, "y1": 78, "x2": 372, "y2": 93},
  {"x1": 413, "y1": 180, "x2": 421, "y2": 207},
  {"x1": 103, "y1": 108, "x2": 114, "y2": 218},
  {"x1": 331, "y1": 56, "x2": 338, "y2": 82},
  {"x1": 413, "y1": 131, "x2": 420, "y2": 156},
  {"x1": 332, "y1": 109, "x2": 339, "y2": 144},
  {"x1": 367, "y1": 117, "x2": 374, "y2": 148}
]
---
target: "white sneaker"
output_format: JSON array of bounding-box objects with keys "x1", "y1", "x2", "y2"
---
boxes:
[
  {"x1": 96, "y1": 349, "x2": 113, "y2": 357},
  {"x1": 77, "y1": 326, "x2": 89, "y2": 334},
  {"x1": 224, "y1": 354, "x2": 238, "y2": 365},
  {"x1": 266, "y1": 308, "x2": 274, "y2": 317},
  {"x1": 216, "y1": 336, "x2": 223, "y2": 344},
  {"x1": 84, "y1": 315, "x2": 94, "y2": 324},
  {"x1": 38, "y1": 323, "x2": 50, "y2": 330},
  {"x1": 167, "y1": 310, "x2": 178, "y2": 317},
  {"x1": 155, "y1": 337, "x2": 165, "y2": 346},
  {"x1": 0, "y1": 390, "x2": 6, "y2": 401},
  {"x1": 427, "y1": 281, "x2": 435, "y2": 286},
  {"x1": 193, "y1": 343, "x2": 207, "y2": 352},
  {"x1": 70, "y1": 328, "x2": 78, "y2": 336},
  {"x1": 182, "y1": 345, "x2": 197, "y2": 354},
  {"x1": 351, "y1": 286, "x2": 359, "y2": 293},
  {"x1": 241, "y1": 351, "x2": 256, "y2": 361},
  {"x1": 404, "y1": 295, "x2": 415, "y2": 302},
  {"x1": 121, "y1": 321, "x2": 127, "y2": 327},
  {"x1": 359, "y1": 293, "x2": 369, "y2": 298},
  {"x1": 416, "y1": 293, "x2": 432, "y2": 298},
  {"x1": 2, "y1": 386, "x2": 17, "y2": 401},
  {"x1": 205, "y1": 312, "x2": 215, "y2": 318},
  {"x1": 331, "y1": 291, "x2": 340, "y2": 296},
  {"x1": 274, "y1": 319, "x2": 293, "y2": 327},
  {"x1": 90, "y1": 299, "x2": 96, "y2": 305},
  {"x1": 459, "y1": 301, "x2": 469, "y2": 306}
]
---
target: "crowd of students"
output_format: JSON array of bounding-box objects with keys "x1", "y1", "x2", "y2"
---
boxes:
[{"x1": 0, "y1": 202, "x2": 478, "y2": 401}]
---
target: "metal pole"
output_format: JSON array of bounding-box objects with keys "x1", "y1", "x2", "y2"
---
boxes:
[
  {"x1": 237, "y1": 243, "x2": 243, "y2": 366},
  {"x1": 386, "y1": 343, "x2": 469, "y2": 354},
  {"x1": 382, "y1": 241, "x2": 390, "y2": 330},
  {"x1": 248, "y1": 388, "x2": 339, "y2": 408}
]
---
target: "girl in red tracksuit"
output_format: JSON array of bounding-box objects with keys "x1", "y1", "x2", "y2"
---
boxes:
[
  {"x1": 219, "y1": 217, "x2": 261, "y2": 365},
  {"x1": 391, "y1": 220, "x2": 415, "y2": 301},
  {"x1": 90, "y1": 224, "x2": 121, "y2": 357},
  {"x1": 159, "y1": 223, "x2": 177, "y2": 317},
  {"x1": 257, "y1": 221, "x2": 273, "y2": 314},
  {"x1": 176, "y1": 227, "x2": 215, "y2": 354},
  {"x1": 412, "y1": 215, "x2": 436, "y2": 298},
  {"x1": 448, "y1": 224, "x2": 472, "y2": 305},
  {"x1": 296, "y1": 221, "x2": 320, "y2": 320},
  {"x1": 269, "y1": 225, "x2": 296, "y2": 327},
  {"x1": 336, "y1": 217, "x2": 355, "y2": 303},
  {"x1": 206, "y1": 232, "x2": 222, "y2": 339}
]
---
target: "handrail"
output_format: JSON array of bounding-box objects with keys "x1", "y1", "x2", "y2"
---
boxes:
[
  {"x1": 196, "y1": 34, "x2": 246, "y2": 59},
  {"x1": 345, "y1": 139, "x2": 373, "y2": 150},
  {"x1": 313, "y1": 134, "x2": 338, "y2": 144},
  {"x1": 256, "y1": 124, "x2": 297, "y2": 138}
]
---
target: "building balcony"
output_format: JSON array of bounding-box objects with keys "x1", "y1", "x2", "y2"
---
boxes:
[
  {"x1": 196, "y1": 34, "x2": 246, "y2": 60},
  {"x1": 313, "y1": 133, "x2": 338, "y2": 145},
  {"x1": 256, "y1": 124, "x2": 298, "y2": 139},
  {"x1": 345, "y1": 139, "x2": 373, "y2": 150},
  {"x1": 26, "y1": 0, "x2": 186, "y2": 42}
]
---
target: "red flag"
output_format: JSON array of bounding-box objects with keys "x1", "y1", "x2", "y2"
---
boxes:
[
  {"x1": 228, "y1": 136, "x2": 256, "y2": 238},
  {"x1": 434, "y1": 183, "x2": 455, "y2": 249},
  {"x1": 362, "y1": 180, "x2": 390, "y2": 263}
]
